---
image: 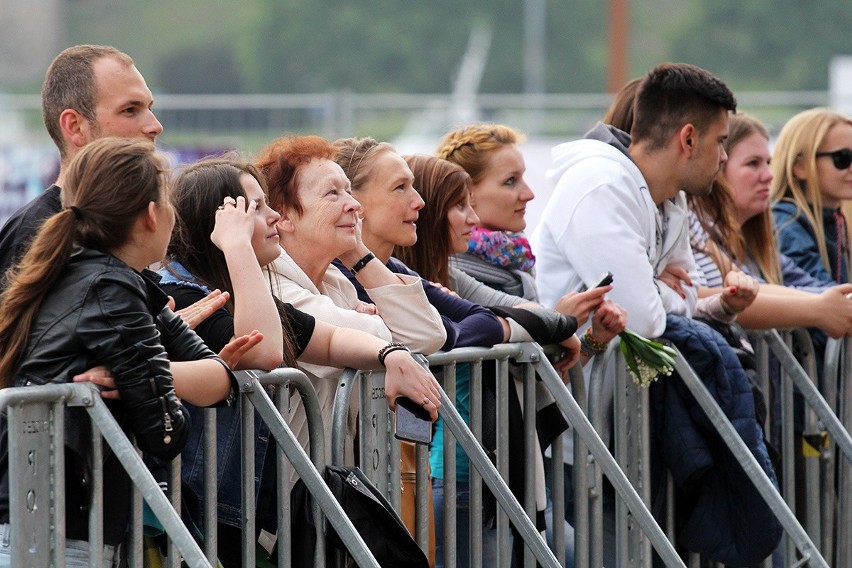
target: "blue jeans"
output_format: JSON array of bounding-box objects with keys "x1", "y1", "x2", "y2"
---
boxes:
[
  {"x1": 433, "y1": 478, "x2": 499, "y2": 568},
  {"x1": 545, "y1": 459, "x2": 616, "y2": 568},
  {"x1": 545, "y1": 492, "x2": 576, "y2": 568},
  {"x1": 0, "y1": 523, "x2": 120, "y2": 567}
]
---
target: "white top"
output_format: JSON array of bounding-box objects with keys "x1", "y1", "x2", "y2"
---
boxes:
[
  {"x1": 266, "y1": 248, "x2": 445, "y2": 481},
  {"x1": 532, "y1": 137, "x2": 699, "y2": 338}
]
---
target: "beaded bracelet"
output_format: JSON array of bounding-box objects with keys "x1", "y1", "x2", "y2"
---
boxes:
[
  {"x1": 378, "y1": 342, "x2": 410, "y2": 366},
  {"x1": 350, "y1": 252, "x2": 376, "y2": 275},
  {"x1": 580, "y1": 328, "x2": 610, "y2": 354},
  {"x1": 579, "y1": 341, "x2": 598, "y2": 359}
]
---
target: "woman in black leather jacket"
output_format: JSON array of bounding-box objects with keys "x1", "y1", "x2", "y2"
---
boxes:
[{"x1": 0, "y1": 138, "x2": 236, "y2": 566}]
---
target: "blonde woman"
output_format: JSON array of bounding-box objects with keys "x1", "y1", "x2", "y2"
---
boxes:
[{"x1": 772, "y1": 108, "x2": 852, "y2": 284}]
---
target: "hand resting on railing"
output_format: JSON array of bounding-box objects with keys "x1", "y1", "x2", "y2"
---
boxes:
[{"x1": 73, "y1": 331, "x2": 265, "y2": 404}]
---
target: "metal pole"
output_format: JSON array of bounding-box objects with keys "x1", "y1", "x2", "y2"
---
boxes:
[{"x1": 607, "y1": 0, "x2": 630, "y2": 92}]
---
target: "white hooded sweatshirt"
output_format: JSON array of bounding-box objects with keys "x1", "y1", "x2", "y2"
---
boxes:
[{"x1": 531, "y1": 123, "x2": 699, "y2": 339}]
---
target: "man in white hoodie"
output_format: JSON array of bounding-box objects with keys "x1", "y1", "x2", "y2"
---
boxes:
[
  {"x1": 532, "y1": 62, "x2": 739, "y2": 339},
  {"x1": 532, "y1": 63, "x2": 740, "y2": 566}
]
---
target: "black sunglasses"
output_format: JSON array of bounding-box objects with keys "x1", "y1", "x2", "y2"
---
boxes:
[{"x1": 815, "y1": 148, "x2": 852, "y2": 170}]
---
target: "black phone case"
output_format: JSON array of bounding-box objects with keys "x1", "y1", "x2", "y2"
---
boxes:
[
  {"x1": 394, "y1": 397, "x2": 432, "y2": 444},
  {"x1": 576, "y1": 271, "x2": 613, "y2": 293}
]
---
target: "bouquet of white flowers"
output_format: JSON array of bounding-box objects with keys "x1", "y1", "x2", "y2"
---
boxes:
[{"x1": 618, "y1": 329, "x2": 677, "y2": 387}]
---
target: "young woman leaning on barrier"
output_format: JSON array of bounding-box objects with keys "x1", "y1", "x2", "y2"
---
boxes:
[
  {"x1": 432, "y1": 126, "x2": 630, "y2": 366},
  {"x1": 688, "y1": 113, "x2": 834, "y2": 292},
  {"x1": 332, "y1": 137, "x2": 583, "y2": 568},
  {"x1": 687, "y1": 113, "x2": 852, "y2": 371},
  {"x1": 434, "y1": 125, "x2": 631, "y2": 567},
  {"x1": 397, "y1": 153, "x2": 629, "y2": 567},
  {"x1": 396, "y1": 153, "x2": 627, "y2": 403},
  {"x1": 687, "y1": 113, "x2": 852, "y2": 521},
  {"x1": 159, "y1": 155, "x2": 442, "y2": 566},
  {"x1": 0, "y1": 138, "x2": 238, "y2": 567}
]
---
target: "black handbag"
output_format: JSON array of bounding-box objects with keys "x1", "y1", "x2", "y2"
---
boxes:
[{"x1": 291, "y1": 465, "x2": 429, "y2": 567}]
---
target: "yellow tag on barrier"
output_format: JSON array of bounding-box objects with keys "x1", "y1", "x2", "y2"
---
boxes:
[{"x1": 801, "y1": 433, "x2": 829, "y2": 458}]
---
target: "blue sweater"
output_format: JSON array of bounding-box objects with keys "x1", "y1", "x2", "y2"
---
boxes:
[
  {"x1": 333, "y1": 257, "x2": 505, "y2": 350},
  {"x1": 334, "y1": 257, "x2": 505, "y2": 481}
]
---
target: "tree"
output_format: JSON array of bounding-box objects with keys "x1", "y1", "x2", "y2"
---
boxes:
[{"x1": 666, "y1": 0, "x2": 852, "y2": 90}]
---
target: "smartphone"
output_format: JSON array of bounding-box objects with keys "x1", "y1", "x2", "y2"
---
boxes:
[
  {"x1": 575, "y1": 271, "x2": 614, "y2": 293},
  {"x1": 394, "y1": 397, "x2": 433, "y2": 444}
]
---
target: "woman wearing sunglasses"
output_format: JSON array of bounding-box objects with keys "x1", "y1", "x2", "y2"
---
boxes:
[{"x1": 772, "y1": 108, "x2": 852, "y2": 284}]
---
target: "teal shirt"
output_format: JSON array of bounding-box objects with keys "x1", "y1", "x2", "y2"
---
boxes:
[{"x1": 430, "y1": 363, "x2": 471, "y2": 480}]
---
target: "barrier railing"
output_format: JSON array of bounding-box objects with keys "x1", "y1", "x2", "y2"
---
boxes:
[
  {"x1": 672, "y1": 345, "x2": 828, "y2": 568},
  {"x1": 832, "y1": 337, "x2": 852, "y2": 568},
  {"x1": 581, "y1": 330, "x2": 849, "y2": 568},
  {"x1": 191, "y1": 368, "x2": 379, "y2": 568},
  {"x1": 5, "y1": 329, "x2": 848, "y2": 567},
  {"x1": 331, "y1": 343, "x2": 684, "y2": 568},
  {"x1": 532, "y1": 342, "x2": 681, "y2": 568},
  {"x1": 763, "y1": 331, "x2": 852, "y2": 463},
  {"x1": 583, "y1": 339, "x2": 651, "y2": 568},
  {"x1": 333, "y1": 350, "x2": 570, "y2": 567},
  {"x1": 0, "y1": 382, "x2": 209, "y2": 567},
  {"x1": 764, "y1": 330, "x2": 852, "y2": 568},
  {"x1": 0, "y1": 367, "x2": 380, "y2": 567},
  {"x1": 596, "y1": 330, "x2": 852, "y2": 566},
  {"x1": 332, "y1": 361, "x2": 561, "y2": 568}
]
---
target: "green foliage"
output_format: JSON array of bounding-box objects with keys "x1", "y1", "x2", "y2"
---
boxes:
[
  {"x1": 159, "y1": 45, "x2": 242, "y2": 94},
  {"x1": 64, "y1": 0, "x2": 852, "y2": 95},
  {"x1": 245, "y1": 0, "x2": 486, "y2": 93},
  {"x1": 666, "y1": 0, "x2": 852, "y2": 90}
]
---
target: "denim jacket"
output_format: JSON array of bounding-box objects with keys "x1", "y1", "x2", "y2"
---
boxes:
[
  {"x1": 157, "y1": 262, "x2": 269, "y2": 527},
  {"x1": 158, "y1": 261, "x2": 313, "y2": 530},
  {"x1": 773, "y1": 200, "x2": 849, "y2": 284}
]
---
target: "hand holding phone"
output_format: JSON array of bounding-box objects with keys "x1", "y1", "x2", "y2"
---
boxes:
[
  {"x1": 575, "y1": 271, "x2": 614, "y2": 293},
  {"x1": 394, "y1": 397, "x2": 433, "y2": 444}
]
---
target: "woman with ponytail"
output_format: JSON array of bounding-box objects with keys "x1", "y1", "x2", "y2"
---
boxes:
[{"x1": 0, "y1": 137, "x2": 236, "y2": 567}]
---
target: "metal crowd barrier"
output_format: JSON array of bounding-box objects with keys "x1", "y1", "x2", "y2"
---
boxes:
[
  {"x1": 332, "y1": 351, "x2": 565, "y2": 568},
  {"x1": 755, "y1": 330, "x2": 852, "y2": 568},
  {"x1": 0, "y1": 382, "x2": 208, "y2": 567},
  {"x1": 537, "y1": 343, "x2": 679, "y2": 568},
  {"x1": 6, "y1": 329, "x2": 848, "y2": 567},
  {"x1": 0, "y1": 367, "x2": 380, "y2": 568},
  {"x1": 330, "y1": 343, "x2": 684, "y2": 568},
  {"x1": 577, "y1": 328, "x2": 852, "y2": 568},
  {"x1": 824, "y1": 336, "x2": 852, "y2": 568}
]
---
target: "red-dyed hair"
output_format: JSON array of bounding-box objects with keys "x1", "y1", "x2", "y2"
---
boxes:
[{"x1": 255, "y1": 135, "x2": 336, "y2": 215}]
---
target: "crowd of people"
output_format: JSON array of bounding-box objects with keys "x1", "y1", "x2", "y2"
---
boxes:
[{"x1": 0, "y1": 44, "x2": 849, "y2": 567}]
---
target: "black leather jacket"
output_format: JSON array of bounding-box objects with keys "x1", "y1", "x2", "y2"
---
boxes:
[{"x1": 0, "y1": 246, "x2": 226, "y2": 544}]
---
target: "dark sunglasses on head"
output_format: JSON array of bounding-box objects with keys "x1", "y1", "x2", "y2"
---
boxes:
[{"x1": 815, "y1": 148, "x2": 852, "y2": 170}]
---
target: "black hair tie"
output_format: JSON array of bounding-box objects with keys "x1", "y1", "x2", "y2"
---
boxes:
[{"x1": 68, "y1": 206, "x2": 84, "y2": 221}]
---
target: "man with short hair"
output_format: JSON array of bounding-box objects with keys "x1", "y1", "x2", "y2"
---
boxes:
[
  {"x1": 533, "y1": 62, "x2": 737, "y2": 338},
  {"x1": 533, "y1": 63, "x2": 781, "y2": 566},
  {"x1": 0, "y1": 45, "x2": 163, "y2": 280}
]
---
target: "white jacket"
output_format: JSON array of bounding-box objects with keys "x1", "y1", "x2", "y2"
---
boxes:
[
  {"x1": 266, "y1": 249, "x2": 445, "y2": 479},
  {"x1": 531, "y1": 125, "x2": 698, "y2": 338}
]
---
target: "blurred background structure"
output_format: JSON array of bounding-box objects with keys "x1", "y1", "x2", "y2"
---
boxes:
[{"x1": 1, "y1": 0, "x2": 850, "y2": 227}]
